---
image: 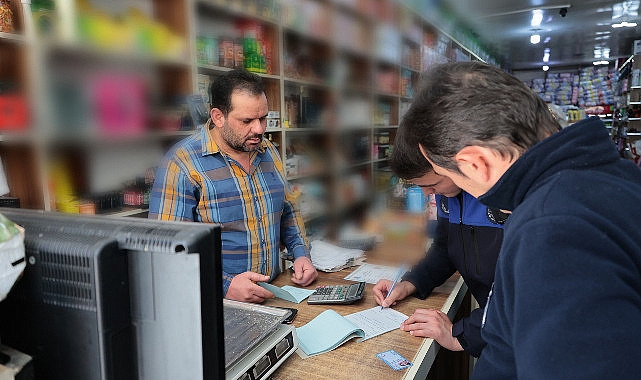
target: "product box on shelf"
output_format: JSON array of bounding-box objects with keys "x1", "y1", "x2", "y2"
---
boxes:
[{"x1": 0, "y1": 95, "x2": 29, "y2": 131}]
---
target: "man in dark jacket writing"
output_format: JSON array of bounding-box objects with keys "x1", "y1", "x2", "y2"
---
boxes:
[{"x1": 373, "y1": 124, "x2": 507, "y2": 357}]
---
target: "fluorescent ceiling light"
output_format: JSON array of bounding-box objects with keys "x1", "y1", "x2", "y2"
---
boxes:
[
  {"x1": 543, "y1": 65, "x2": 550, "y2": 71},
  {"x1": 531, "y1": 9, "x2": 543, "y2": 27},
  {"x1": 612, "y1": 21, "x2": 638, "y2": 27},
  {"x1": 594, "y1": 47, "x2": 611, "y2": 59},
  {"x1": 612, "y1": 1, "x2": 639, "y2": 19},
  {"x1": 592, "y1": 60, "x2": 610, "y2": 65},
  {"x1": 543, "y1": 48, "x2": 550, "y2": 62},
  {"x1": 530, "y1": 34, "x2": 541, "y2": 44}
]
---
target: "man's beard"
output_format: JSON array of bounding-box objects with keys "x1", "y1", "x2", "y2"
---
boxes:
[{"x1": 221, "y1": 123, "x2": 263, "y2": 152}]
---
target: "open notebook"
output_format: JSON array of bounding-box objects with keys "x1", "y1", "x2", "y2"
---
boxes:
[
  {"x1": 295, "y1": 307, "x2": 408, "y2": 358},
  {"x1": 296, "y1": 310, "x2": 365, "y2": 358}
]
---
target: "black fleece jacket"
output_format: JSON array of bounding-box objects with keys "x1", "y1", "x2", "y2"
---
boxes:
[{"x1": 472, "y1": 117, "x2": 641, "y2": 379}]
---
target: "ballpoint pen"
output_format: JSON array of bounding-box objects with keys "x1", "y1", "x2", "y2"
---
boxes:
[{"x1": 381, "y1": 264, "x2": 406, "y2": 310}]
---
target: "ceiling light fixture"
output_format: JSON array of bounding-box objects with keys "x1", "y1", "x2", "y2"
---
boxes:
[
  {"x1": 543, "y1": 65, "x2": 550, "y2": 71},
  {"x1": 530, "y1": 34, "x2": 541, "y2": 44},
  {"x1": 531, "y1": 9, "x2": 543, "y2": 27},
  {"x1": 592, "y1": 60, "x2": 610, "y2": 65},
  {"x1": 483, "y1": 4, "x2": 571, "y2": 18},
  {"x1": 612, "y1": 21, "x2": 638, "y2": 27},
  {"x1": 543, "y1": 48, "x2": 550, "y2": 62},
  {"x1": 612, "y1": 1, "x2": 639, "y2": 19}
]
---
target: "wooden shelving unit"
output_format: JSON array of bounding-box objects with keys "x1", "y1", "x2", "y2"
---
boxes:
[{"x1": 2, "y1": 0, "x2": 494, "y2": 238}]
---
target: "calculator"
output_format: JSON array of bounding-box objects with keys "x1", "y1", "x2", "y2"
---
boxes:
[{"x1": 307, "y1": 282, "x2": 366, "y2": 305}]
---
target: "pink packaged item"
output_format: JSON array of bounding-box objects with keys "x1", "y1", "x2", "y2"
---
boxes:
[{"x1": 91, "y1": 74, "x2": 148, "y2": 136}]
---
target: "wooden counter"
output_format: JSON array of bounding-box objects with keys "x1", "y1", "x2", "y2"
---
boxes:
[
  {"x1": 264, "y1": 210, "x2": 468, "y2": 380},
  {"x1": 265, "y1": 270, "x2": 467, "y2": 380},
  {"x1": 265, "y1": 270, "x2": 466, "y2": 380}
]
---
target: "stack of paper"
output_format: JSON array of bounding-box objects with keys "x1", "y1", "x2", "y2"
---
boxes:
[
  {"x1": 309, "y1": 240, "x2": 365, "y2": 272},
  {"x1": 344, "y1": 263, "x2": 408, "y2": 285}
]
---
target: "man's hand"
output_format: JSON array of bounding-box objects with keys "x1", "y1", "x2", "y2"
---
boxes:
[
  {"x1": 373, "y1": 280, "x2": 416, "y2": 308},
  {"x1": 400, "y1": 309, "x2": 463, "y2": 351},
  {"x1": 290, "y1": 256, "x2": 317, "y2": 286},
  {"x1": 226, "y1": 272, "x2": 274, "y2": 303}
]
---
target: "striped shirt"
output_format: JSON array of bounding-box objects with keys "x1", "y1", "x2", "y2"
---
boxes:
[{"x1": 148, "y1": 125, "x2": 309, "y2": 295}]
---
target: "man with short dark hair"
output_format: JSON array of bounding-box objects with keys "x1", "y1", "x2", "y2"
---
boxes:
[
  {"x1": 407, "y1": 61, "x2": 641, "y2": 379},
  {"x1": 149, "y1": 70, "x2": 317, "y2": 303},
  {"x1": 373, "y1": 123, "x2": 506, "y2": 357}
]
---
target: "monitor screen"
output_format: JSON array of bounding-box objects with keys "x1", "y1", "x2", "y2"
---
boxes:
[{"x1": 0, "y1": 208, "x2": 224, "y2": 380}]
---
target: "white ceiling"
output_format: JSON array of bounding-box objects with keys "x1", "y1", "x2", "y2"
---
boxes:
[{"x1": 441, "y1": 0, "x2": 641, "y2": 70}]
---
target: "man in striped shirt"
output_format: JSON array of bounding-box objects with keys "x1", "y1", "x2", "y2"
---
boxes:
[{"x1": 149, "y1": 70, "x2": 317, "y2": 302}]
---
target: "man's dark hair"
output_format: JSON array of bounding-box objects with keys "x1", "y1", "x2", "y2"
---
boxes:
[
  {"x1": 390, "y1": 122, "x2": 433, "y2": 180},
  {"x1": 210, "y1": 69, "x2": 266, "y2": 116},
  {"x1": 406, "y1": 62, "x2": 561, "y2": 173}
]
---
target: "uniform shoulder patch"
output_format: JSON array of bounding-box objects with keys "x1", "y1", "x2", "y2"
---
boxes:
[
  {"x1": 439, "y1": 197, "x2": 449, "y2": 214},
  {"x1": 487, "y1": 207, "x2": 509, "y2": 224}
]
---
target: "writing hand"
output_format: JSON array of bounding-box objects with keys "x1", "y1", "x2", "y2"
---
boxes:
[{"x1": 373, "y1": 280, "x2": 416, "y2": 308}]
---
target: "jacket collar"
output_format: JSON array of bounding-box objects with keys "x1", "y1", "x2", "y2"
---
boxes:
[{"x1": 479, "y1": 117, "x2": 619, "y2": 211}]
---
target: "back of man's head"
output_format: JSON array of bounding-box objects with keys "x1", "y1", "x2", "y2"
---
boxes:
[
  {"x1": 210, "y1": 69, "x2": 266, "y2": 116},
  {"x1": 407, "y1": 62, "x2": 561, "y2": 173},
  {"x1": 390, "y1": 122, "x2": 433, "y2": 180}
]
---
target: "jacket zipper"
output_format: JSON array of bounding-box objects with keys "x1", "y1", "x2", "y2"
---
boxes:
[
  {"x1": 458, "y1": 194, "x2": 469, "y2": 275},
  {"x1": 471, "y1": 227, "x2": 481, "y2": 275}
]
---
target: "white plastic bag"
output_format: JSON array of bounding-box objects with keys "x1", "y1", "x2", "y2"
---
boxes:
[{"x1": 0, "y1": 213, "x2": 25, "y2": 301}]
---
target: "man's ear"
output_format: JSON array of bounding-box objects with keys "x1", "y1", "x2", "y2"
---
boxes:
[
  {"x1": 210, "y1": 108, "x2": 225, "y2": 128},
  {"x1": 454, "y1": 146, "x2": 495, "y2": 183}
]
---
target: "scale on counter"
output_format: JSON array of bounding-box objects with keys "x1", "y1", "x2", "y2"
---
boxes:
[{"x1": 224, "y1": 299, "x2": 298, "y2": 380}]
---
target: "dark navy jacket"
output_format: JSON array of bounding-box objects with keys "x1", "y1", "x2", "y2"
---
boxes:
[
  {"x1": 403, "y1": 192, "x2": 505, "y2": 357},
  {"x1": 472, "y1": 117, "x2": 641, "y2": 379}
]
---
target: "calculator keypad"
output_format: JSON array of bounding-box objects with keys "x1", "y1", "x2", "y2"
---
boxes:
[{"x1": 307, "y1": 282, "x2": 365, "y2": 304}]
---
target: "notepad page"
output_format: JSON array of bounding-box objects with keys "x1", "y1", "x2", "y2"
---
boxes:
[
  {"x1": 296, "y1": 309, "x2": 365, "y2": 358},
  {"x1": 344, "y1": 306, "x2": 408, "y2": 340}
]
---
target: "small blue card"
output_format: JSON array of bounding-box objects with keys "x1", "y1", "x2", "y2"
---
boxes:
[{"x1": 376, "y1": 349, "x2": 413, "y2": 371}]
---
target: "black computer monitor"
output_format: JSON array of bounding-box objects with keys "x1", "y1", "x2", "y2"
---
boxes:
[
  {"x1": 0, "y1": 230, "x2": 133, "y2": 379},
  {"x1": 0, "y1": 208, "x2": 224, "y2": 380}
]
